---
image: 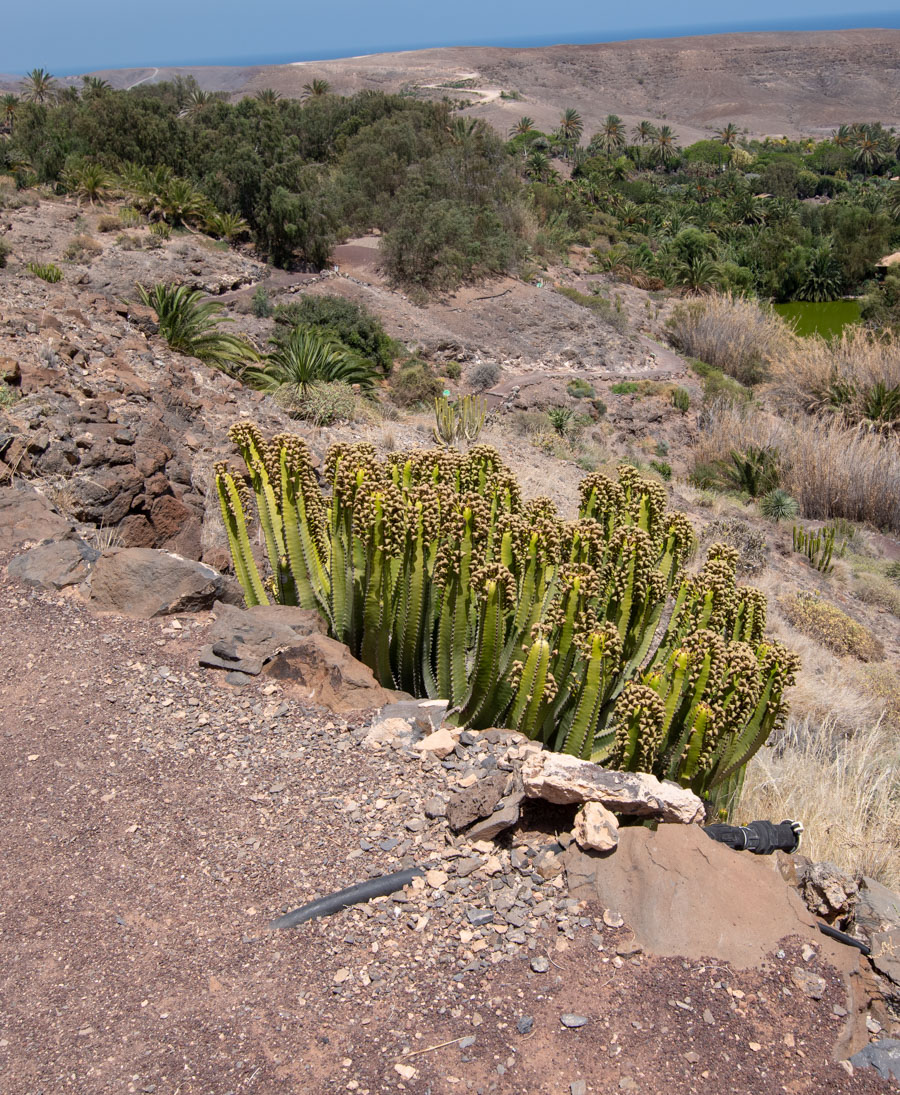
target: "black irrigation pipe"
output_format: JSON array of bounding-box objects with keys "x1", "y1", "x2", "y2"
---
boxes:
[
  {"x1": 268, "y1": 867, "x2": 425, "y2": 930},
  {"x1": 816, "y1": 921, "x2": 871, "y2": 955}
]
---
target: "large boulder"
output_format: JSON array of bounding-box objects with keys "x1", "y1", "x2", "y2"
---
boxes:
[
  {"x1": 521, "y1": 751, "x2": 705, "y2": 824},
  {"x1": 0, "y1": 485, "x2": 72, "y2": 551},
  {"x1": 8, "y1": 538, "x2": 98, "y2": 589},
  {"x1": 89, "y1": 548, "x2": 241, "y2": 617},
  {"x1": 261, "y1": 633, "x2": 396, "y2": 713},
  {"x1": 199, "y1": 602, "x2": 327, "y2": 675}
]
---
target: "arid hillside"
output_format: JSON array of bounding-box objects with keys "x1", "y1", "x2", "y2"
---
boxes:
[{"x1": 3, "y1": 28, "x2": 900, "y2": 140}]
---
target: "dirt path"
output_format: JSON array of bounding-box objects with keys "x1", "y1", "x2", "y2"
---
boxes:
[{"x1": 0, "y1": 567, "x2": 892, "y2": 1094}]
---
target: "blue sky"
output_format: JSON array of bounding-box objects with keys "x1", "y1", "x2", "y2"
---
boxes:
[{"x1": 3, "y1": 1, "x2": 899, "y2": 75}]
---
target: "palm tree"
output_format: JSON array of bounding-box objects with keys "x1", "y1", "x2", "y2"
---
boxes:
[
  {"x1": 137, "y1": 283, "x2": 259, "y2": 373},
  {"x1": 2, "y1": 94, "x2": 18, "y2": 132},
  {"x1": 302, "y1": 79, "x2": 331, "y2": 100},
  {"x1": 81, "y1": 75, "x2": 111, "y2": 98},
  {"x1": 509, "y1": 116, "x2": 535, "y2": 137},
  {"x1": 21, "y1": 68, "x2": 56, "y2": 104},
  {"x1": 65, "y1": 161, "x2": 113, "y2": 206},
  {"x1": 633, "y1": 120, "x2": 657, "y2": 145},
  {"x1": 205, "y1": 210, "x2": 251, "y2": 242},
  {"x1": 179, "y1": 88, "x2": 214, "y2": 118},
  {"x1": 851, "y1": 125, "x2": 890, "y2": 174},
  {"x1": 244, "y1": 326, "x2": 375, "y2": 395},
  {"x1": 832, "y1": 124, "x2": 853, "y2": 148},
  {"x1": 255, "y1": 88, "x2": 280, "y2": 105},
  {"x1": 717, "y1": 123, "x2": 738, "y2": 148},
  {"x1": 558, "y1": 108, "x2": 583, "y2": 157},
  {"x1": 158, "y1": 177, "x2": 209, "y2": 227},
  {"x1": 799, "y1": 242, "x2": 843, "y2": 302},
  {"x1": 598, "y1": 114, "x2": 626, "y2": 156},
  {"x1": 653, "y1": 125, "x2": 679, "y2": 167},
  {"x1": 525, "y1": 150, "x2": 551, "y2": 181}
]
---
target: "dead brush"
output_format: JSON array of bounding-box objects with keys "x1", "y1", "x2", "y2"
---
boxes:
[
  {"x1": 766, "y1": 329, "x2": 900, "y2": 432},
  {"x1": 666, "y1": 292, "x2": 794, "y2": 386},
  {"x1": 692, "y1": 401, "x2": 900, "y2": 534}
]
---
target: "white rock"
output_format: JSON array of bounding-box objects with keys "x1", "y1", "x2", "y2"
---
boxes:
[
  {"x1": 573, "y1": 802, "x2": 620, "y2": 852},
  {"x1": 362, "y1": 717, "x2": 412, "y2": 749},
  {"x1": 413, "y1": 726, "x2": 457, "y2": 759},
  {"x1": 521, "y1": 752, "x2": 705, "y2": 824}
]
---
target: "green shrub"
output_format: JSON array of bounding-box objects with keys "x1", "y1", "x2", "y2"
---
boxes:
[
  {"x1": 611, "y1": 381, "x2": 639, "y2": 395},
  {"x1": 443, "y1": 360, "x2": 462, "y2": 380},
  {"x1": 115, "y1": 233, "x2": 142, "y2": 250},
  {"x1": 671, "y1": 386, "x2": 691, "y2": 414},
  {"x1": 0, "y1": 382, "x2": 18, "y2": 408},
  {"x1": 780, "y1": 592, "x2": 883, "y2": 661},
  {"x1": 687, "y1": 358, "x2": 752, "y2": 405},
  {"x1": 649, "y1": 459, "x2": 672, "y2": 481},
  {"x1": 27, "y1": 262, "x2": 62, "y2": 283},
  {"x1": 468, "y1": 361, "x2": 501, "y2": 392},
  {"x1": 567, "y1": 378, "x2": 596, "y2": 400},
  {"x1": 0, "y1": 238, "x2": 10, "y2": 268},
  {"x1": 118, "y1": 206, "x2": 142, "y2": 227},
  {"x1": 217, "y1": 430, "x2": 798, "y2": 816},
  {"x1": 251, "y1": 286, "x2": 273, "y2": 318},
  {"x1": 390, "y1": 360, "x2": 444, "y2": 407},
  {"x1": 137, "y1": 283, "x2": 259, "y2": 372},
  {"x1": 274, "y1": 295, "x2": 394, "y2": 371},
  {"x1": 759, "y1": 489, "x2": 799, "y2": 522},
  {"x1": 149, "y1": 221, "x2": 171, "y2": 240}
]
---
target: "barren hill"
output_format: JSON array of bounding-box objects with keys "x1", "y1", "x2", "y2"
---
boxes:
[{"x1": 5, "y1": 28, "x2": 899, "y2": 142}]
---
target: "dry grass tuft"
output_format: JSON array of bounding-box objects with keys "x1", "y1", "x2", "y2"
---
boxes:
[
  {"x1": 767, "y1": 329, "x2": 900, "y2": 430},
  {"x1": 740, "y1": 716, "x2": 900, "y2": 889},
  {"x1": 692, "y1": 401, "x2": 900, "y2": 533},
  {"x1": 666, "y1": 292, "x2": 793, "y2": 386}
]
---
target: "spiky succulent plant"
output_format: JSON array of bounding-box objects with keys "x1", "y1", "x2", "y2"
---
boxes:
[{"x1": 216, "y1": 427, "x2": 799, "y2": 816}]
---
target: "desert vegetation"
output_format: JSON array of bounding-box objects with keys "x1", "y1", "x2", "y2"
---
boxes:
[{"x1": 216, "y1": 426, "x2": 799, "y2": 818}]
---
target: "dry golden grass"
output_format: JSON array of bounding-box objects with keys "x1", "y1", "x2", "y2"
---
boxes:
[
  {"x1": 739, "y1": 587, "x2": 900, "y2": 887},
  {"x1": 666, "y1": 292, "x2": 794, "y2": 386},
  {"x1": 740, "y1": 716, "x2": 900, "y2": 889},
  {"x1": 767, "y1": 329, "x2": 900, "y2": 429},
  {"x1": 692, "y1": 401, "x2": 900, "y2": 533}
]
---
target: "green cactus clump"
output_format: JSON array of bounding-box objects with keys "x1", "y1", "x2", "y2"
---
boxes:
[
  {"x1": 216, "y1": 426, "x2": 799, "y2": 816},
  {"x1": 433, "y1": 394, "x2": 487, "y2": 448},
  {"x1": 792, "y1": 524, "x2": 845, "y2": 573}
]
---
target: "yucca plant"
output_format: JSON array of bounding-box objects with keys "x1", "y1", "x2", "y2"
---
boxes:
[
  {"x1": 137, "y1": 283, "x2": 259, "y2": 372},
  {"x1": 759, "y1": 488, "x2": 799, "y2": 522},
  {"x1": 216, "y1": 428, "x2": 799, "y2": 816},
  {"x1": 243, "y1": 326, "x2": 376, "y2": 395},
  {"x1": 433, "y1": 395, "x2": 487, "y2": 448}
]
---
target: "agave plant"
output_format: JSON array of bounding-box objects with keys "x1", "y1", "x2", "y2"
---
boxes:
[
  {"x1": 216, "y1": 430, "x2": 799, "y2": 816},
  {"x1": 243, "y1": 326, "x2": 376, "y2": 395},
  {"x1": 137, "y1": 283, "x2": 259, "y2": 372}
]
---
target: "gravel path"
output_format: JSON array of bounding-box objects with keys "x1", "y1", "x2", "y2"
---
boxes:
[{"x1": 0, "y1": 564, "x2": 893, "y2": 1094}]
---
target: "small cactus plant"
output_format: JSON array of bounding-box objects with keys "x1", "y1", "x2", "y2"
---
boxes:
[{"x1": 432, "y1": 394, "x2": 487, "y2": 448}]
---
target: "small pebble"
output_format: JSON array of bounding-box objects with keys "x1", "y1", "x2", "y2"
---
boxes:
[
  {"x1": 530, "y1": 955, "x2": 550, "y2": 973},
  {"x1": 516, "y1": 1015, "x2": 534, "y2": 1035},
  {"x1": 560, "y1": 1014, "x2": 589, "y2": 1029}
]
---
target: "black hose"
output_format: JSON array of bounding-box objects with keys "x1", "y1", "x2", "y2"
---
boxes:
[
  {"x1": 816, "y1": 921, "x2": 871, "y2": 955},
  {"x1": 268, "y1": 867, "x2": 424, "y2": 930}
]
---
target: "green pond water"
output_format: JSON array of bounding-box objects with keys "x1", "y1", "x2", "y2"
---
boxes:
[{"x1": 773, "y1": 300, "x2": 861, "y2": 339}]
